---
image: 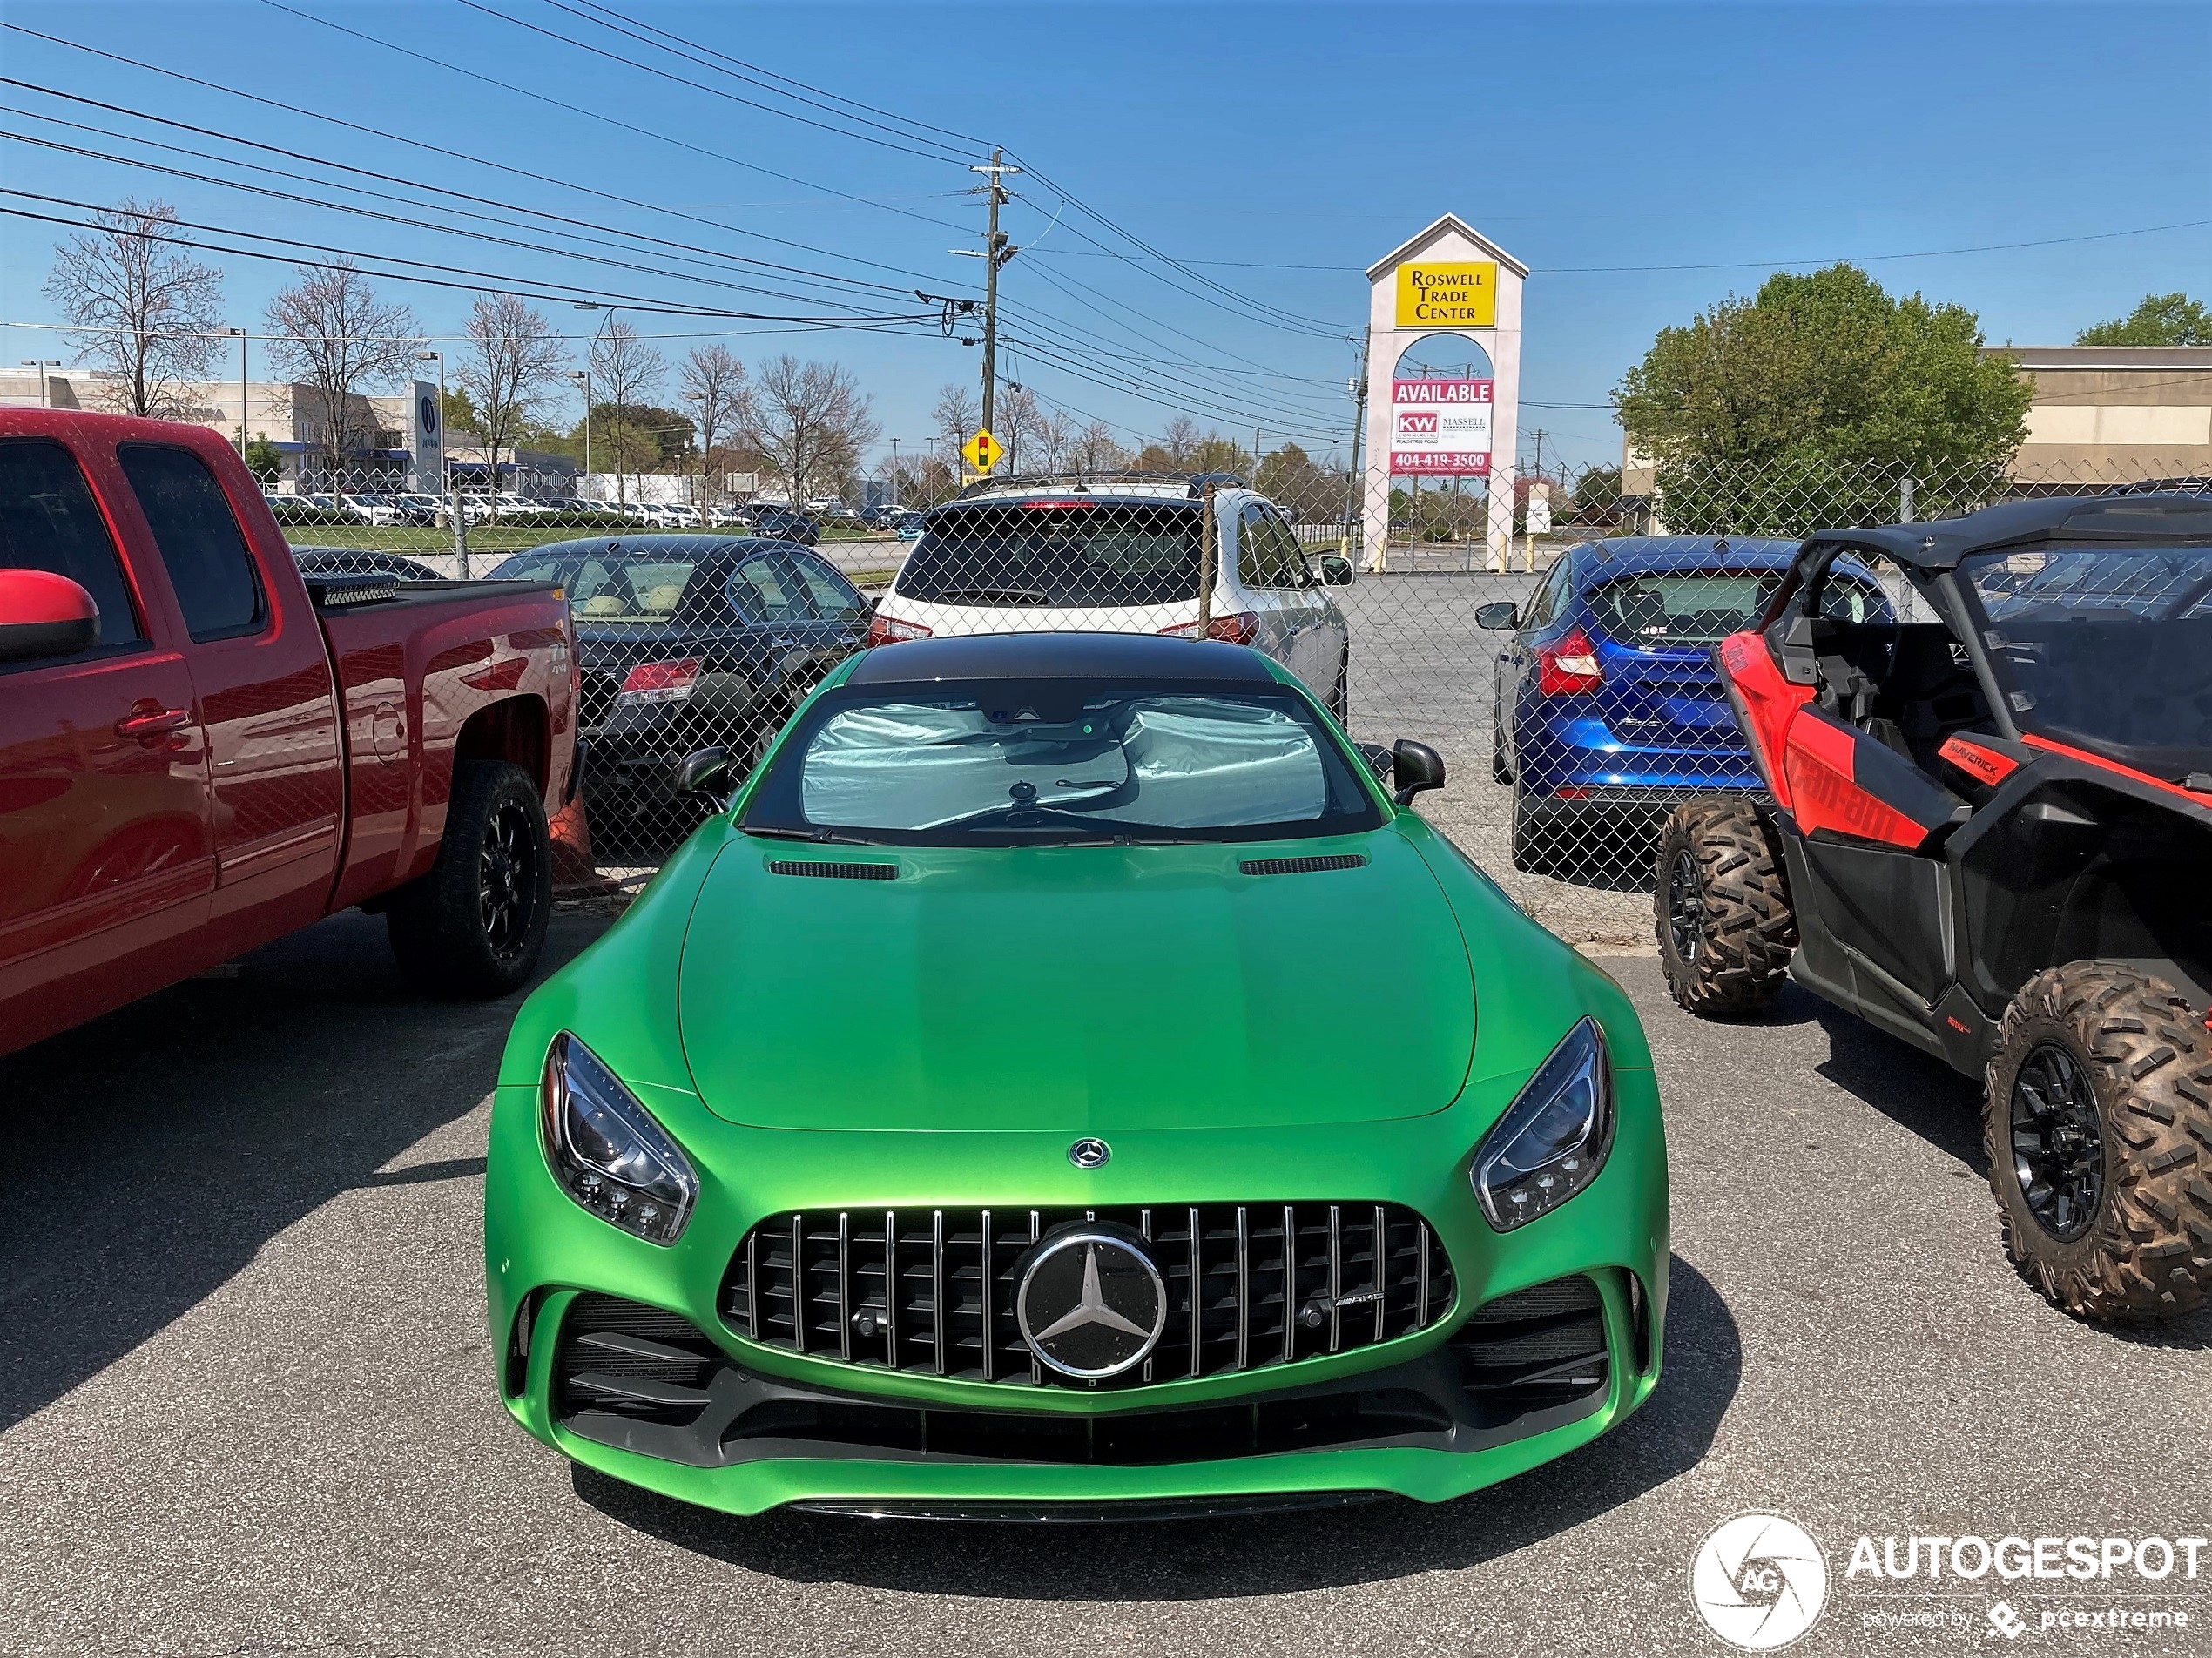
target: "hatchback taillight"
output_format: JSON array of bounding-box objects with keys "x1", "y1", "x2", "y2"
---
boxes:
[
  {"x1": 615, "y1": 657, "x2": 702, "y2": 704},
  {"x1": 1159, "y1": 611, "x2": 1260, "y2": 646},
  {"x1": 1536, "y1": 626, "x2": 1602, "y2": 696},
  {"x1": 867, "y1": 612, "x2": 932, "y2": 647}
]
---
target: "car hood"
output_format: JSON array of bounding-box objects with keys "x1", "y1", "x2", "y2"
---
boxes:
[{"x1": 677, "y1": 832, "x2": 1475, "y2": 1131}]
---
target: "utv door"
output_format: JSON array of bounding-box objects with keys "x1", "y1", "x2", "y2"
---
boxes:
[{"x1": 1780, "y1": 706, "x2": 1960, "y2": 1009}]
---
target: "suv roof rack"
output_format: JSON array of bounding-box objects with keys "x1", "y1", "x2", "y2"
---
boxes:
[{"x1": 950, "y1": 469, "x2": 1249, "y2": 502}]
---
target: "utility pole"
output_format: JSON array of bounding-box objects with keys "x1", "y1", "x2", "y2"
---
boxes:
[
  {"x1": 227, "y1": 328, "x2": 247, "y2": 455},
  {"x1": 971, "y1": 149, "x2": 1019, "y2": 437},
  {"x1": 1342, "y1": 330, "x2": 1369, "y2": 560},
  {"x1": 889, "y1": 437, "x2": 901, "y2": 507}
]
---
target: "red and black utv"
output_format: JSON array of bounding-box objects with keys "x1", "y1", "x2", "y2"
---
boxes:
[{"x1": 1655, "y1": 492, "x2": 2212, "y2": 1324}]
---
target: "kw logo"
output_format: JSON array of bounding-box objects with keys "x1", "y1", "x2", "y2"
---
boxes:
[{"x1": 1396, "y1": 411, "x2": 1439, "y2": 435}]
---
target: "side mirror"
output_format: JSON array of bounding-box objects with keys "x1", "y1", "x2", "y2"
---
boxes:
[
  {"x1": 676, "y1": 745, "x2": 734, "y2": 806},
  {"x1": 1313, "y1": 554, "x2": 1355, "y2": 588},
  {"x1": 1475, "y1": 601, "x2": 1519, "y2": 631},
  {"x1": 1391, "y1": 739, "x2": 1446, "y2": 807},
  {"x1": 1354, "y1": 741, "x2": 1393, "y2": 783},
  {"x1": 0, "y1": 570, "x2": 100, "y2": 663}
]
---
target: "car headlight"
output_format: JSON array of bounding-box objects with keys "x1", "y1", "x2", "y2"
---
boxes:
[
  {"x1": 539, "y1": 1032, "x2": 698, "y2": 1244},
  {"x1": 1473, "y1": 1017, "x2": 1614, "y2": 1231}
]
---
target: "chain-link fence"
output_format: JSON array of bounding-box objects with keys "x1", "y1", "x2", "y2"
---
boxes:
[{"x1": 271, "y1": 455, "x2": 2212, "y2": 941}]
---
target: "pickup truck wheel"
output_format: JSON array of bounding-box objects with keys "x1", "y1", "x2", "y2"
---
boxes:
[
  {"x1": 388, "y1": 759, "x2": 551, "y2": 999},
  {"x1": 1653, "y1": 798, "x2": 1797, "y2": 1015},
  {"x1": 1986, "y1": 962, "x2": 2212, "y2": 1324}
]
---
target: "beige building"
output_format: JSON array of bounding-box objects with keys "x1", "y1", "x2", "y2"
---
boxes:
[{"x1": 1990, "y1": 345, "x2": 2212, "y2": 486}]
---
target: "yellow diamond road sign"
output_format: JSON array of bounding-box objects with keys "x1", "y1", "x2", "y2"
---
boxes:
[{"x1": 962, "y1": 428, "x2": 1001, "y2": 473}]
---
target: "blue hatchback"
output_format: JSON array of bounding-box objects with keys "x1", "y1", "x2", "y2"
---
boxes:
[{"x1": 1480, "y1": 536, "x2": 1891, "y2": 873}]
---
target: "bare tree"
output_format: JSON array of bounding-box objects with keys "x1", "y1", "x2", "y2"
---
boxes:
[
  {"x1": 587, "y1": 319, "x2": 666, "y2": 504},
  {"x1": 996, "y1": 384, "x2": 1040, "y2": 475},
  {"x1": 1035, "y1": 407, "x2": 1076, "y2": 474},
  {"x1": 739, "y1": 355, "x2": 880, "y2": 509},
  {"x1": 1072, "y1": 421, "x2": 1125, "y2": 478},
  {"x1": 457, "y1": 293, "x2": 566, "y2": 520},
  {"x1": 930, "y1": 381, "x2": 979, "y2": 466},
  {"x1": 1161, "y1": 414, "x2": 1203, "y2": 468},
  {"x1": 264, "y1": 259, "x2": 422, "y2": 482},
  {"x1": 43, "y1": 198, "x2": 225, "y2": 418},
  {"x1": 680, "y1": 344, "x2": 745, "y2": 525}
]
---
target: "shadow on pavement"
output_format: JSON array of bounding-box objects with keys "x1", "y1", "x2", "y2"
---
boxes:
[
  {"x1": 1804, "y1": 997, "x2": 1986, "y2": 1169},
  {"x1": 576, "y1": 1253, "x2": 1742, "y2": 1599},
  {"x1": 0, "y1": 909, "x2": 601, "y2": 1434}
]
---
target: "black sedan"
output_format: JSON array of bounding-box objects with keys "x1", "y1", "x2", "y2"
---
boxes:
[
  {"x1": 482, "y1": 536, "x2": 872, "y2": 845},
  {"x1": 751, "y1": 509, "x2": 819, "y2": 546},
  {"x1": 287, "y1": 546, "x2": 447, "y2": 582}
]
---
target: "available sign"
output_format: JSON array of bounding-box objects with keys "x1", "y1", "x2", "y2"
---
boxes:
[
  {"x1": 1389, "y1": 377, "x2": 1492, "y2": 476},
  {"x1": 1394, "y1": 262, "x2": 1497, "y2": 329}
]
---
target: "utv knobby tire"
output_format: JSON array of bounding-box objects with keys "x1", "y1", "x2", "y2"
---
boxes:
[
  {"x1": 1986, "y1": 962, "x2": 2212, "y2": 1324},
  {"x1": 1654, "y1": 797, "x2": 1797, "y2": 1016},
  {"x1": 388, "y1": 759, "x2": 551, "y2": 999}
]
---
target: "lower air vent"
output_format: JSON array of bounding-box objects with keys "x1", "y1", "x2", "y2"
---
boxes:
[
  {"x1": 765, "y1": 859, "x2": 899, "y2": 880},
  {"x1": 1239, "y1": 854, "x2": 1368, "y2": 876},
  {"x1": 554, "y1": 1293, "x2": 725, "y2": 1428},
  {"x1": 1454, "y1": 1275, "x2": 1609, "y2": 1412}
]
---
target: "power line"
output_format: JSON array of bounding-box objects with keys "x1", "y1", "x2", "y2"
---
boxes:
[
  {"x1": 258, "y1": 2, "x2": 978, "y2": 236},
  {"x1": 0, "y1": 78, "x2": 932, "y2": 305},
  {"x1": 0, "y1": 24, "x2": 982, "y2": 298},
  {"x1": 6, "y1": 192, "x2": 938, "y2": 326},
  {"x1": 0, "y1": 122, "x2": 929, "y2": 321}
]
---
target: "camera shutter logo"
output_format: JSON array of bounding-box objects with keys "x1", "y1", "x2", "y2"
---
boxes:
[{"x1": 1689, "y1": 1513, "x2": 1829, "y2": 1650}]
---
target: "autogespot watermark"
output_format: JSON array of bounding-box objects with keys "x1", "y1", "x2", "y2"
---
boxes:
[{"x1": 1690, "y1": 1517, "x2": 2208, "y2": 1648}]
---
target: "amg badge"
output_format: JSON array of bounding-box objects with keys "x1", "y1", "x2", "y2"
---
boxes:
[{"x1": 1015, "y1": 1225, "x2": 1166, "y2": 1379}]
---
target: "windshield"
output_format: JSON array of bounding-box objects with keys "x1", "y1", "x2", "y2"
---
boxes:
[
  {"x1": 1588, "y1": 568, "x2": 1889, "y2": 644},
  {"x1": 1962, "y1": 542, "x2": 2212, "y2": 772},
  {"x1": 739, "y1": 682, "x2": 1381, "y2": 846},
  {"x1": 896, "y1": 502, "x2": 1201, "y2": 608}
]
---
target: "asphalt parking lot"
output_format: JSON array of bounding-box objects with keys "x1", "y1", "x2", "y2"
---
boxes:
[{"x1": 3, "y1": 893, "x2": 2206, "y2": 1658}]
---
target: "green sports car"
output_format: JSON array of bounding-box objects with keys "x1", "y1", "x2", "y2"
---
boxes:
[{"x1": 486, "y1": 632, "x2": 1669, "y2": 1518}]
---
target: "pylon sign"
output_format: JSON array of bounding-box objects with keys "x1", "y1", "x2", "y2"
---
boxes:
[{"x1": 961, "y1": 428, "x2": 1001, "y2": 473}]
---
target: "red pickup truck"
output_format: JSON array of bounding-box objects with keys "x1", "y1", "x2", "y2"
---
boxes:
[{"x1": 0, "y1": 409, "x2": 579, "y2": 1060}]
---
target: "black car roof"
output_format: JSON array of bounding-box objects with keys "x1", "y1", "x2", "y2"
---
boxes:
[
  {"x1": 512, "y1": 533, "x2": 810, "y2": 560},
  {"x1": 1808, "y1": 492, "x2": 2212, "y2": 571},
  {"x1": 846, "y1": 631, "x2": 1276, "y2": 685}
]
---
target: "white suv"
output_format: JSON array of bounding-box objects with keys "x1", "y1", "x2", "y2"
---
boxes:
[{"x1": 866, "y1": 475, "x2": 1357, "y2": 718}]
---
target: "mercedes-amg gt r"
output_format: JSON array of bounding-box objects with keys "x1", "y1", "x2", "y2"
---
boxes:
[{"x1": 486, "y1": 632, "x2": 1668, "y2": 1517}]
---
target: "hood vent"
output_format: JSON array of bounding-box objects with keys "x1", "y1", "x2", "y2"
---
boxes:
[
  {"x1": 767, "y1": 859, "x2": 899, "y2": 881},
  {"x1": 1239, "y1": 853, "x2": 1367, "y2": 877}
]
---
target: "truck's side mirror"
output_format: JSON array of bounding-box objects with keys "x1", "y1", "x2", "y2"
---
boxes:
[
  {"x1": 0, "y1": 570, "x2": 99, "y2": 663},
  {"x1": 677, "y1": 745, "x2": 734, "y2": 807},
  {"x1": 1391, "y1": 739, "x2": 1447, "y2": 806},
  {"x1": 1475, "y1": 601, "x2": 1519, "y2": 631}
]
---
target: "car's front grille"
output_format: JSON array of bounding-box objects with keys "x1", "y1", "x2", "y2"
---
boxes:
[{"x1": 721, "y1": 1203, "x2": 1454, "y2": 1389}]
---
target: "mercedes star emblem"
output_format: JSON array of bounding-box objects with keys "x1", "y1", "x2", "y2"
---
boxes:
[
  {"x1": 1015, "y1": 1225, "x2": 1165, "y2": 1379},
  {"x1": 1067, "y1": 1137, "x2": 1110, "y2": 1169}
]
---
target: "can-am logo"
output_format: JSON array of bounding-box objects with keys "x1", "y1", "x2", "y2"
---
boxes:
[{"x1": 1690, "y1": 1513, "x2": 1829, "y2": 1649}]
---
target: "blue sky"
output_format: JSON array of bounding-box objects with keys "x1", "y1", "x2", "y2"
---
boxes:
[{"x1": 3, "y1": 1, "x2": 2207, "y2": 470}]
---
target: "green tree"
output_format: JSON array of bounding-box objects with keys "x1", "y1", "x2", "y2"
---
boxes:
[
  {"x1": 1615, "y1": 264, "x2": 2031, "y2": 532},
  {"x1": 442, "y1": 386, "x2": 482, "y2": 439},
  {"x1": 2075, "y1": 292, "x2": 2212, "y2": 347},
  {"x1": 243, "y1": 435, "x2": 283, "y2": 482}
]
